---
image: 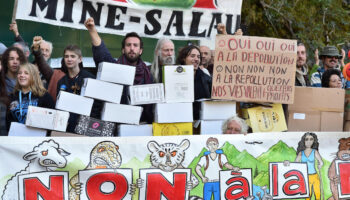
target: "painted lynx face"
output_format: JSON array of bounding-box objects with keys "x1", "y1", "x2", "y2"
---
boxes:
[{"x1": 147, "y1": 139, "x2": 190, "y2": 172}]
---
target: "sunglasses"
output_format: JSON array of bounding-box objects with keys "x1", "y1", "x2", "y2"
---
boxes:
[{"x1": 325, "y1": 56, "x2": 340, "y2": 59}]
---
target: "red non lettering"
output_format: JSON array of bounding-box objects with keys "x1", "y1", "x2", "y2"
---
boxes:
[
  {"x1": 24, "y1": 176, "x2": 64, "y2": 200},
  {"x1": 146, "y1": 173, "x2": 187, "y2": 200},
  {"x1": 86, "y1": 172, "x2": 128, "y2": 200}
]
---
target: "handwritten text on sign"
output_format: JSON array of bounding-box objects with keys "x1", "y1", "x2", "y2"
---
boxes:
[{"x1": 212, "y1": 35, "x2": 297, "y2": 104}]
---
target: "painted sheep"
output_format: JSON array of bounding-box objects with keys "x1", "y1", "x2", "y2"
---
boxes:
[{"x1": 1, "y1": 139, "x2": 70, "y2": 200}]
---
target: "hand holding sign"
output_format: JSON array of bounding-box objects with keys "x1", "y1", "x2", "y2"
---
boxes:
[{"x1": 9, "y1": 21, "x2": 19, "y2": 37}]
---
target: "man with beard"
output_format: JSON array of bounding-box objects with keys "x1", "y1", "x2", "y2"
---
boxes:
[
  {"x1": 150, "y1": 38, "x2": 175, "y2": 83},
  {"x1": 85, "y1": 17, "x2": 153, "y2": 123},
  {"x1": 295, "y1": 42, "x2": 310, "y2": 86},
  {"x1": 310, "y1": 46, "x2": 345, "y2": 87},
  {"x1": 85, "y1": 17, "x2": 152, "y2": 85}
]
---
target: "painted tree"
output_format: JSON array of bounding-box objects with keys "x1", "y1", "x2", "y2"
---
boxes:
[{"x1": 254, "y1": 165, "x2": 259, "y2": 178}]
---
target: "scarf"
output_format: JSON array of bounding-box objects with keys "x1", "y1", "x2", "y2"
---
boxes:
[
  {"x1": 116, "y1": 55, "x2": 153, "y2": 85},
  {"x1": 296, "y1": 65, "x2": 308, "y2": 86}
]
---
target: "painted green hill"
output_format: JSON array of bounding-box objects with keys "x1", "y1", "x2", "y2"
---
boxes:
[
  {"x1": 222, "y1": 141, "x2": 241, "y2": 159},
  {"x1": 187, "y1": 147, "x2": 207, "y2": 197},
  {"x1": 253, "y1": 170, "x2": 269, "y2": 187},
  {"x1": 257, "y1": 140, "x2": 297, "y2": 172},
  {"x1": 233, "y1": 150, "x2": 260, "y2": 171},
  {"x1": 185, "y1": 140, "x2": 302, "y2": 195}
]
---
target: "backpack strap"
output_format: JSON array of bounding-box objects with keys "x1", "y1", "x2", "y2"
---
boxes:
[
  {"x1": 205, "y1": 155, "x2": 209, "y2": 170},
  {"x1": 218, "y1": 154, "x2": 223, "y2": 169}
]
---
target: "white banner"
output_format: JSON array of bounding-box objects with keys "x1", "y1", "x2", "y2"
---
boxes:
[{"x1": 15, "y1": 0, "x2": 242, "y2": 41}]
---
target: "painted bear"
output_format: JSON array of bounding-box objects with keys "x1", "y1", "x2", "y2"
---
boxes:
[{"x1": 328, "y1": 137, "x2": 350, "y2": 200}]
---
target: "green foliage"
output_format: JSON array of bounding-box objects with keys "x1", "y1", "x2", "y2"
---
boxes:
[
  {"x1": 256, "y1": 140, "x2": 297, "y2": 171},
  {"x1": 187, "y1": 147, "x2": 207, "y2": 197},
  {"x1": 241, "y1": 0, "x2": 350, "y2": 61}
]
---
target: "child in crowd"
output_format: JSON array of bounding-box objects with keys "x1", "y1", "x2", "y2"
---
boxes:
[
  {"x1": 7, "y1": 63, "x2": 54, "y2": 130},
  {"x1": 56, "y1": 45, "x2": 101, "y2": 133}
]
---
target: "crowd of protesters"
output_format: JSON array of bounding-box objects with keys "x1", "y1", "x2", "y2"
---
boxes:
[{"x1": 0, "y1": 19, "x2": 348, "y2": 136}]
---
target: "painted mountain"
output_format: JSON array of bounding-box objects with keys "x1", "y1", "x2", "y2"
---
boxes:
[{"x1": 187, "y1": 140, "x2": 333, "y2": 199}]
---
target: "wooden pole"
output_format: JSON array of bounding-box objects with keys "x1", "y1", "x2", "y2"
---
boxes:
[{"x1": 12, "y1": 0, "x2": 18, "y2": 22}]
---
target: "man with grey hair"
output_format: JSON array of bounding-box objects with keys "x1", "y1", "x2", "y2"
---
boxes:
[
  {"x1": 150, "y1": 38, "x2": 175, "y2": 83},
  {"x1": 222, "y1": 116, "x2": 249, "y2": 134},
  {"x1": 39, "y1": 40, "x2": 53, "y2": 62},
  {"x1": 9, "y1": 21, "x2": 53, "y2": 62}
]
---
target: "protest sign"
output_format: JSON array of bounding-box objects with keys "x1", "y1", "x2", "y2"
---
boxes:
[
  {"x1": 0, "y1": 132, "x2": 349, "y2": 200},
  {"x1": 247, "y1": 104, "x2": 287, "y2": 132},
  {"x1": 269, "y1": 162, "x2": 309, "y2": 199},
  {"x1": 335, "y1": 160, "x2": 350, "y2": 199},
  {"x1": 78, "y1": 169, "x2": 133, "y2": 200},
  {"x1": 219, "y1": 169, "x2": 253, "y2": 200},
  {"x1": 212, "y1": 35, "x2": 297, "y2": 104},
  {"x1": 14, "y1": 0, "x2": 242, "y2": 41}
]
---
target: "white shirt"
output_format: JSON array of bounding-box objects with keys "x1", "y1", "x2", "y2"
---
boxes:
[{"x1": 198, "y1": 153, "x2": 228, "y2": 181}]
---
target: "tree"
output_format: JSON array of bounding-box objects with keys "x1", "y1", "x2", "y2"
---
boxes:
[{"x1": 241, "y1": 0, "x2": 350, "y2": 63}]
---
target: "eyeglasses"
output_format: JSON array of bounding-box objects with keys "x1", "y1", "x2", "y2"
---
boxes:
[{"x1": 326, "y1": 56, "x2": 340, "y2": 59}]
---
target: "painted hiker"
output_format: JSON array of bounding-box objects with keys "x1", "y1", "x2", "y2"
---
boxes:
[{"x1": 195, "y1": 137, "x2": 239, "y2": 200}]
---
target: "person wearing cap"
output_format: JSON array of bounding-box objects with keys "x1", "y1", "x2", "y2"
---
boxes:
[{"x1": 310, "y1": 46, "x2": 347, "y2": 87}]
